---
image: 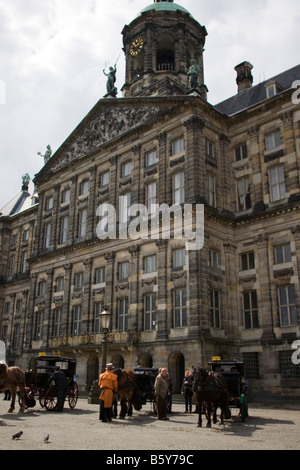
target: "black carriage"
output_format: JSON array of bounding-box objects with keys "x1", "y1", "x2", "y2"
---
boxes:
[
  {"x1": 133, "y1": 367, "x2": 158, "y2": 412},
  {"x1": 208, "y1": 359, "x2": 248, "y2": 421},
  {"x1": 23, "y1": 354, "x2": 79, "y2": 411}
]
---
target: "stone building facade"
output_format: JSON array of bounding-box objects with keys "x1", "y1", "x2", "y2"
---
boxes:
[{"x1": 1, "y1": 0, "x2": 300, "y2": 399}]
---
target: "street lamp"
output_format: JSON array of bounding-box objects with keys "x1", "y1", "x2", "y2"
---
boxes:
[{"x1": 100, "y1": 309, "x2": 112, "y2": 373}]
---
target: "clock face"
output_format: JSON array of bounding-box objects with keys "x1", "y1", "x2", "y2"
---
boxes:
[{"x1": 130, "y1": 38, "x2": 144, "y2": 56}]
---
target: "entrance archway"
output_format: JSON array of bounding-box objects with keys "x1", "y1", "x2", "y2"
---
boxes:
[{"x1": 168, "y1": 351, "x2": 185, "y2": 393}]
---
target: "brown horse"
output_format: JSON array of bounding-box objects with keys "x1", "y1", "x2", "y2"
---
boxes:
[
  {"x1": 0, "y1": 363, "x2": 26, "y2": 413},
  {"x1": 193, "y1": 368, "x2": 230, "y2": 428},
  {"x1": 113, "y1": 369, "x2": 142, "y2": 419}
]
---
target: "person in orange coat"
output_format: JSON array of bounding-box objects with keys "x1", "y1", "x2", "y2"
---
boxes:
[{"x1": 98, "y1": 363, "x2": 118, "y2": 422}]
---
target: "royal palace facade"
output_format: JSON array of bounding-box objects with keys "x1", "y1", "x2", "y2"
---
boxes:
[{"x1": 1, "y1": 0, "x2": 300, "y2": 399}]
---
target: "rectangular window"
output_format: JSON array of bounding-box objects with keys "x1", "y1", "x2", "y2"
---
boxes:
[
  {"x1": 119, "y1": 192, "x2": 131, "y2": 224},
  {"x1": 78, "y1": 208, "x2": 88, "y2": 238},
  {"x1": 208, "y1": 174, "x2": 216, "y2": 208},
  {"x1": 53, "y1": 308, "x2": 62, "y2": 337},
  {"x1": 206, "y1": 140, "x2": 215, "y2": 159},
  {"x1": 60, "y1": 216, "x2": 69, "y2": 244},
  {"x1": 172, "y1": 137, "x2": 184, "y2": 155},
  {"x1": 94, "y1": 267, "x2": 105, "y2": 284},
  {"x1": 118, "y1": 262, "x2": 129, "y2": 280},
  {"x1": 121, "y1": 161, "x2": 132, "y2": 177},
  {"x1": 55, "y1": 276, "x2": 65, "y2": 292},
  {"x1": 100, "y1": 171, "x2": 110, "y2": 187},
  {"x1": 73, "y1": 306, "x2": 82, "y2": 335},
  {"x1": 61, "y1": 188, "x2": 70, "y2": 203},
  {"x1": 38, "y1": 280, "x2": 46, "y2": 296},
  {"x1": 237, "y1": 177, "x2": 251, "y2": 211},
  {"x1": 118, "y1": 298, "x2": 129, "y2": 331},
  {"x1": 13, "y1": 324, "x2": 21, "y2": 348},
  {"x1": 173, "y1": 171, "x2": 185, "y2": 204},
  {"x1": 144, "y1": 255, "x2": 157, "y2": 273},
  {"x1": 93, "y1": 301, "x2": 103, "y2": 333},
  {"x1": 241, "y1": 252, "x2": 255, "y2": 271},
  {"x1": 274, "y1": 244, "x2": 292, "y2": 264},
  {"x1": 8, "y1": 254, "x2": 15, "y2": 277},
  {"x1": 269, "y1": 166, "x2": 286, "y2": 202},
  {"x1": 45, "y1": 196, "x2": 53, "y2": 211},
  {"x1": 209, "y1": 250, "x2": 220, "y2": 268},
  {"x1": 144, "y1": 293, "x2": 156, "y2": 331},
  {"x1": 20, "y1": 252, "x2": 27, "y2": 274},
  {"x1": 74, "y1": 272, "x2": 83, "y2": 289},
  {"x1": 210, "y1": 289, "x2": 220, "y2": 328},
  {"x1": 43, "y1": 223, "x2": 51, "y2": 249},
  {"x1": 173, "y1": 248, "x2": 186, "y2": 268},
  {"x1": 146, "y1": 182, "x2": 157, "y2": 212},
  {"x1": 278, "y1": 285, "x2": 297, "y2": 326},
  {"x1": 146, "y1": 150, "x2": 158, "y2": 167},
  {"x1": 235, "y1": 143, "x2": 248, "y2": 162},
  {"x1": 173, "y1": 288, "x2": 187, "y2": 328},
  {"x1": 36, "y1": 311, "x2": 44, "y2": 340},
  {"x1": 265, "y1": 130, "x2": 281, "y2": 151},
  {"x1": 79, "y1": 179, "x2": 89, "y2": 196},
  {"x1": 243, "y1": 291, "x2": 259, "y2": 329}
]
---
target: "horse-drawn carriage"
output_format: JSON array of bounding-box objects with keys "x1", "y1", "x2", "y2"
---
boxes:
[
  {"x1": 23, "y1": 354, "x2": 78, "y2": 411},
  {"x1": 133, "y1": 366, "x2": 158, "y2": 412},
  {"x1": 193, "y1": 358, "x2": 248, "y2": 427},
  {"x1": 208, "y1": 359, "x2": 248, "y2": 422}
]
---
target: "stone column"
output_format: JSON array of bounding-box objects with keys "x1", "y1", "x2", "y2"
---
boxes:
[
  {"x1": 248, "y1": 126, "x2": 265, "y2": 213},
  {"x1": 254, "y1": 234, "x2": 275, "y2": 341},
  {"x1": 128, "y1": 245, "x2": 140, "y2": 340},
  {"x1": 83, "y1": 258, "x2": 93, "y2": 333},
  {"x1": 155, "y1": 239, "x2": 168, "y2": 339},
  {"x1": 184, "y1": 115, "x2": 205, "y2": 204},
  {"x1": 45, "y1": 268, "x2": 54, "y2": 347},
  {"x1": 62, "y1": 263, "x2": 72, "y2": 337},
  {"x1": 104, "y1": 252, "x2": 115, "y2": 328}
]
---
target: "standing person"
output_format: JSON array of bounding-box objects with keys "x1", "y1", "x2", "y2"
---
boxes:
[
  {"x1": 167, "y1": 373, "x2": 173, "y2": 414},
  {"x1": 48, "y1": 366, "x2": 68, "y2": 412},
  {"x1": 154, "y1": 368, "x2": 169, "y2": 421},
  {"x1": 98, "y1": 363, "x2": 118, "y2": 423},
  {"x1": 181, "y1": 371, "x2": 193, "y2": 413}
]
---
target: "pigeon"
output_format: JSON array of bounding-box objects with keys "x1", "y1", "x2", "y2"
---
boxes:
[
  {"x1": 44, "y1": 434, "x2": 50, "y2": 443},
  {"x1": 12, "y1": 431, "x2": 23, "y2": 440}
]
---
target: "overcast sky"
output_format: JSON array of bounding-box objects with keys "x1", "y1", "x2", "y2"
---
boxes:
[{"x1": 0, "y1": 0, "x2": 299, "y2": 209}]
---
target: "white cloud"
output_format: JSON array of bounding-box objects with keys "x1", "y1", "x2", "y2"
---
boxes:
[{"x1": 0, "y1": 0, "x2": 299, "y2": 208}]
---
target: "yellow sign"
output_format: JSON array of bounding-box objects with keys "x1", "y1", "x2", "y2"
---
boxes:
[
  {"x1": 38, "y1": 352, "x2": 46, "y2": 356},
  {"x1": 212, "y1": 356, "x2": 221, "y2": 361}
]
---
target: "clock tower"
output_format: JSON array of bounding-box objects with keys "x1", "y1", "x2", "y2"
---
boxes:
[{"x1": 121, "y1": 0, "x2": 208, "y2": 99}]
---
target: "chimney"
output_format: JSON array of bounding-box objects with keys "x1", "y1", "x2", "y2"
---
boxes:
[{"x1": 235, "y1": 61, "x2": 253, "y2": 93}]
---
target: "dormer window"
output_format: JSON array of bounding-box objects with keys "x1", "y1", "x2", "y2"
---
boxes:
[{"x1": 265, "y1": 81, "x2": 282, "y2": 99}]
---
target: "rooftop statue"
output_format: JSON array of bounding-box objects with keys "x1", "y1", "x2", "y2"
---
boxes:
[
  {"x1": 38, "y1": 144, "x2": 52, "y2": 165},
  {"x1": 103, "y1": 58, "x2": 119, "y2": 98},
  {"x1": 187, "y1": 59, "x2": 201, "y2": 90},
  {"x1": 22, "y1": 173, "x2": 30, "y2": 186}
]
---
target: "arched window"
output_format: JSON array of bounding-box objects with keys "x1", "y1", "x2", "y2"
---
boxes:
[{"x1": 156, "y1": 33, "x2": 175, "y2": 71}]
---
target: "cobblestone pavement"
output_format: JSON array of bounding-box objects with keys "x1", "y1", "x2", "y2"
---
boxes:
[{"x1": 0, "y1": 397, "x2": 299, "y2": 451}]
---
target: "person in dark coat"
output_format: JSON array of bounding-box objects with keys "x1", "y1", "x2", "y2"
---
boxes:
[
  {"x1": 49, "y1": 366, "x2": 68, "y2": 412},
  {"x1": 181, "y1": 371, "x2": 193, "y2": 413}
]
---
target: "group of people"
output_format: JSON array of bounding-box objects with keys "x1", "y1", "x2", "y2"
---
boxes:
[{"x1": 98, "y1": 363, "x2": 195, "y2": 423}]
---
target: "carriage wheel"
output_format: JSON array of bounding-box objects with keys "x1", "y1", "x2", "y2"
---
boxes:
[
  {"x1": 39, "y1": 389, "x2": 46, "y2": 407},
  {"x1": 68, "y1": 382, "x2": 78, "y2": 409},
  {"x1": 44, "y1": 387, "x2": 58, "y2": 411}
]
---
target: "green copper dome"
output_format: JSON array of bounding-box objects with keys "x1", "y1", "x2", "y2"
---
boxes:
[{"x1": 138, "y1": 1, "x2": 192, "y2": 18}]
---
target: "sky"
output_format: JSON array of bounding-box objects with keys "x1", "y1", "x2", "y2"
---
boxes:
[{"x1": 0, "y1": 0, "x2": 299, "y2": 209}]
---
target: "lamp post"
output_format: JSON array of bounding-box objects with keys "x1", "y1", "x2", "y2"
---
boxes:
[{"x1": 100, "y1": 309, "x2": 112, "y2": 373}]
